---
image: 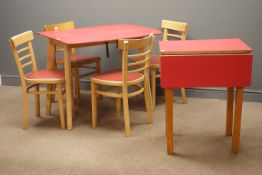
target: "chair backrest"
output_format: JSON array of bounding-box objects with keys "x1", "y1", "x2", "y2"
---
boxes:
[
  {"x1": 44, "y1": 21, "x2": 76, "y2": 55},
  {"x1": 118, "y1": 34, "x2": 154, "y2": 83},
  {"x1": 9, "y1": 31, "x2": 38, "y2": 85},
  {"x1": 161, "y1": 19, "x2": 188, "y2": 40}
]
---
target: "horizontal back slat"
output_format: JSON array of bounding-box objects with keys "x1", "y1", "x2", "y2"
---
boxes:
[
  {"x1": 19, "y1": 54, "x2": 31, "y2": 62},
  {"x1": 21, "y1": 61, "x2": 33, "y2": 68},
  {"x1": 167, "y1": 33, "x2": 183, "y2": 39},
  {"x1": 118, "y1": 35, "x2": 152, "y2": 50},
  {"x1": 10, "y1": 31, "x2": 34, "y2": 47},
  {"x1": 128, "y1": 58, "x2": 147, "y2": 67},
  {"x1": 44, "y1": 21, "x2": 75, "y2": 31},
  {"x1": 17, "y1": 47, "x2": 30, "y2": 54},
  {"x1": 129, "y1": 50, "x2": 150, "y2": 59},
  {"x1": 162, "y1": 19, "x2": 188, "y2": 32},
  {"x1": 128, "y1": 66, "x2": 146, "y2": 73}
]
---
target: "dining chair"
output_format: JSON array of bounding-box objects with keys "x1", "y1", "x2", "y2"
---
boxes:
[
  {"x1": 44, "y1": 21, "x2": 101, "y2": 107},
  {"x1": 9, "y1": 31, "x2": 65, "y2": 129},
  {"x1": 90, "y1": 34, "x2": 155, "y2": 137},
  {"x1": 150, "y1": 19, "x2": 188, "y2": 110}
]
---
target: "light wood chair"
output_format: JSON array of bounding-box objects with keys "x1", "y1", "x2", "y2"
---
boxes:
[
  {"x1": 150, "y1": 19, "x2": 188, "y2": 110},
  {"x1": 9, "y1": 31, "x2": 65, "y2": 129},
  {"x1": 90, "y1": 34, "x2": 155, "y2": 137},
  {"x1": 44, "y1": 21, "x2": 101, "y2": 107}
]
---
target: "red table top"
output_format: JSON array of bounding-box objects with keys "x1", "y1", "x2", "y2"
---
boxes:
[
  {"x1": 37, "y1": 24, "x2": 161, "y2": 45},
  {"x1": 160, "y1": 38, "x2": 253, "y2": 88},
  {"x1": 160, "y1": 38, "x2": 252, "y2": 55}
]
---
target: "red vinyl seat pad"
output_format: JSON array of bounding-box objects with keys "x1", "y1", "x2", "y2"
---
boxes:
[
  {"x1": 91, "y1": 70, "x2": 143, "y2": 83},
  {"x1": 25, "y1": 70, "x2": 64, "y2": 82}
]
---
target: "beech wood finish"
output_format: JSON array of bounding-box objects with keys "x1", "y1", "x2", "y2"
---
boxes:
[
  {"x1": 90, "y1": 34, "x2": 154, "y2": 136},
  {"x1": 44, "y1": 21, "x2": 101, "y2": 107},
  {"x1": 9, "y1": 31, "x2": 65, "y2": 129},
  {"x1": 150, "y1": 19, "x2": 188, "y2": 110},
  {"x1": 38, "y1": 24, "x2": 161, "y2": 130}
]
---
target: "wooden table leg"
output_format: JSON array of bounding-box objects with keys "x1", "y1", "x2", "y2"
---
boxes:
[
  {"x1": 226, "y1": 87, "x2": 234, "y2": 136},
  {"x1": 165, "y1": 88, "x2": 174, "y2": 155},
  {"x1": 232, "y1": 87, "x2": 244, "y2": 153},
  {"x1": 64, "y1": 45, "x2": 74, "y2": 130},
  {"x1": 46, "y1": 40, "x2": 55, "y2": 115}
]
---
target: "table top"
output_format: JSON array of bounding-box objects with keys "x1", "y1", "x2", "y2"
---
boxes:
[
  {"x1": 159, "y1": 38, "x2": 252, "y2": 55},
  {"x1": 37, "y1": 24, "x2": 161, "y2": 45}
]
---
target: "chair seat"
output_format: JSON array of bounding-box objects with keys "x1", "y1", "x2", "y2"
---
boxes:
[
  {"x1": 149, "y1": 55, "x2": 160, "y2": 66},
  {"x1": 25, "y1": 70, "x2": 65, "y2": 83},
  {"x1": 56, "y1": 55, "x2": 100, "y2": 65},
  {"x1": 91, "y1": 70, "x2": 143, "y2": 85}
]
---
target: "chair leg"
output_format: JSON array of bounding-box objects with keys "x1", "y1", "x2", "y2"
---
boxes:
[
  {"x1": 151, "y1": 68, "x2": 156, "y2": 111},
  {"x1": 145, "y1": 72, "x2": 154, "y2": 124},
  {"x1": 91, "y1": 81, "x2": 97, "y2": 128},
  {"x1": 51, "y1": 84, "x2": 56, "y2": 103},
  {"x1": 181, "y1": 88, "x2": 187, "y2": 104},
  {"x1": 46, "y1": 85, "x2": 52, "y2": 115},
  {"x1": 96, "y1": 59, "x2": 101, "y2": 73},
  {"x1": 116, "y1": 87, "x2": 121, "y2": 117},
  {"x1": 51, "y1": 85, "x2": 56, "y2": 103},
  {"x1": 96, "y1": 60, "x2": 103, "y2": 100},
  {"x1": 57, "y1": 84, "x2": 65, "y2": 130},
  {"x1": 122, "y1": 85, "x2": 131, "y2": 137},
  {"x1": 74, "y1": 67, "x2": 81, "y2": 108},
  {"x1": 35, "y1": 85, "x2": 40, "y2": 117},
  {"x1": 51, "y1": 61, "x2": 58, "y2": 103},
  {"x1": 22, "y1": 90, "x2": 29, "y2": 129}
]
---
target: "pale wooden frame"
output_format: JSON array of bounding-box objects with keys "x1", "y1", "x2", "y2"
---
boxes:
[
  {"x1": 150, "y1": 19, "x2": 188, "y2": 110},
  {"x1": 91, "y1": 34, "x2": 155, "y2": 136},
  {"x1": 9, "y1": 31, "x2": 65, "y2": 129},
  {"x1": 44, "y1": 21, "x2": 101, "y2": 107}
]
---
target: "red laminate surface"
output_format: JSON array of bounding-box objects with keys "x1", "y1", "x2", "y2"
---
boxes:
[
  {"x1": 37, "y1": 24, "x2": 161, "y2": 45},
  {"x1": 159, "y1": 39, "x2": 252, "y2": 55},
  {"x1": 160, "y1": 54, "x2": 253, "y2": 88},
  {"x1": 160, "y1": 38, "x2": 253, "y2": 88}
]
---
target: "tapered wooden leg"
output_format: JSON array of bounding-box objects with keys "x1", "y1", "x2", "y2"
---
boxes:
[
  {"x1": 166, "y1": 88, "x2": 174, "y2": 155},
  {"x1": 226, "y1": 87, "x2": 234, "y2": 136},
  {"x1": 232, "y1": 87, "x2": 244, "y2": 153},
  {"x1": 122, "y1": 85, "x2": 131, "y2": 137},
  {"x1": 91, "y1": 82, "x2": 97, "y2": 128},
  {"x1": 181, "y1": 88, "x2": 187, "y2": 104},
  {"x1": 57, "y1": 84, "x2": 65, "y2": 130},
  {"x1": 22, "y1": 90, "x2": 29, "y2": 129},
  {"x1": 74, "y1": 67, "x2": 81, "y2": 108},
  {"x1": 64, "y1": 46, "x2": 73, "y2": 129},
  {"x1": 151, "y1": 68, "x2": 156, "y2": 111},
  {"x1": 51, "y1": 85, "x2": 56, "y2": 103},
  {"x1": 46, "y1": 85, "x2": 52, "y2": 115},
  {"x1": 116, "y1": 87, "x2": 121, "y2": 117},
  {"x1": 35, "y1": 85, "x2": 40, "y2": 117},
  {"x1": 46, "y1": 40, "x2": 55, "y2": 115},
  {"x1": 96, "y1": 59, "x2": 101, "y2": 73},
  {"x1": 71, "y1": 75, "x2": 75, "y2": 118},
  {"x1": 51, "y1": 61, "x2": 58, "y2": 103},
  {"x1": 144, "y1": 72, "x2": 153, "y2": 124}
]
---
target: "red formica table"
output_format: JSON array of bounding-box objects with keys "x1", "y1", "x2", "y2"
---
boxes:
[
  {"x1": 37, "y1": 24, "x2": 161, "y2": 129},
  {"x1": 160, "y1": 38, "x2": 253, "y2": 154}
]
